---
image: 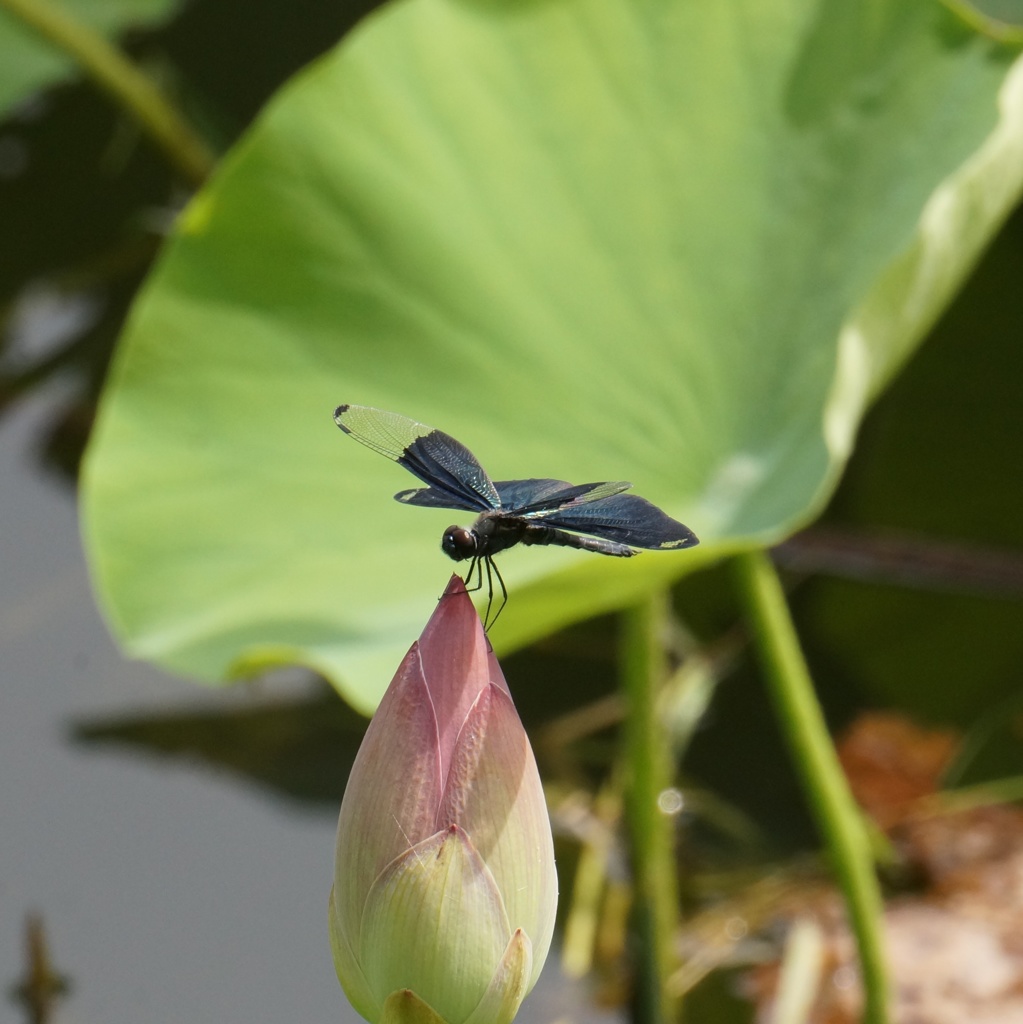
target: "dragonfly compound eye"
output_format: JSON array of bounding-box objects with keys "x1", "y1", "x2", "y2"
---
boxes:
[{"x1": 442, "y1": 526, "x2": 477, "y2": 562}]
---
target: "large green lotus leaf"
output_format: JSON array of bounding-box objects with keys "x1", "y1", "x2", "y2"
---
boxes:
[
  {"x1": 0, "y1": 0, "x2": 179, "y2": 115},
  {"x1": 795, "y1": 206, "x2": 1023, "y2": 725},
  {"x1": 81, "y1": 0, "x2": 1023, "y2": 712}
]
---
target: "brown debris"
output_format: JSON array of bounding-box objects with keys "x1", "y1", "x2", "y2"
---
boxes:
[{"x1": 746, "y1": 713, "x2": 1023, "y2": 1024}]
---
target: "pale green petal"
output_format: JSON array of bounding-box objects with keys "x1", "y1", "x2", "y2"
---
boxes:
[
  {"x1": 361, "y1": 826, "x2": 509, "y2": 1024},
  {"x1": 329, "y1": 887, "x2": 381, "y2": 1022},
  {"x1": 439, "y1": 685, "x2": 557, "y2": 986},
  {"x1": 463, "y1": 929, "x2": 533, "y2": 1024},
  {"x1": 379, "y1": 989, "x2": 450, "y2": 1024}
]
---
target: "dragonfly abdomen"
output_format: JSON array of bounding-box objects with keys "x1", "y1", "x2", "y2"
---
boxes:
[{"x1": 521, "y1": 523, "x2": 636, "y2": 558}]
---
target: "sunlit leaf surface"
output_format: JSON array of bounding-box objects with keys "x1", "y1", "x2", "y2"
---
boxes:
[{"x1": 81, "y1": 0, "x2": 1023, "y2": 711}]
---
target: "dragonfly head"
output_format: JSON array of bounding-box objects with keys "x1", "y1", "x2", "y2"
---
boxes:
[{"x1": 442, "y1": 525, "x2": 476, "y2": 562}]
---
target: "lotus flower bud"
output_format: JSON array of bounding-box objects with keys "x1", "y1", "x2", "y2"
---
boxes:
[{"x1": 330, "y1": 575, "x2": 557, "y2": 1024}]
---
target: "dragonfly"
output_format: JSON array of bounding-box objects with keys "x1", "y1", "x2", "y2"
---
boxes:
[{"x1": 334, "y1": 404, "x2": 699, "y2": 626}]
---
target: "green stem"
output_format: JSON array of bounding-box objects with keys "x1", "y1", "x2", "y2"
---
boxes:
[
  {"x1": 732, "y1": 551, "x2": 890, "y2": 1024},
  {"x1": 620, "y1": 591, "x2": 679, "y2": 1024},
  {"x1": 940, "y1": 0, "x2": 1023, "y2": 44},
  {"x1": 1, "y1": 0, "x2": 214, "y2": 186}
]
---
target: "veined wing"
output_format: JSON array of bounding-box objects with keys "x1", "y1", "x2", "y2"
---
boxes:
[
  {"x1": 334, "y1": 404, "x2": 500, "y2": 512},
  {"x1": 492, "y1": 478, "x2": 574, "y2": 512},
  {"x1": 394, "y1": 485, "x2": 483, "y2": 513},
  {"x1": 396, "y1": 475, "x2": 622, "y2": 515},
  {"x1": 508, "y1": 480, "x2": 634, "y2": 518},
  {"x1": 541, "y1": 493, "x2": 699, "y2": 550}
]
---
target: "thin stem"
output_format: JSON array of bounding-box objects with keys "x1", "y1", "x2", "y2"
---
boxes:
[
  {"x1": 732, "y1": 550, "x2": 890, "y2": 1024},
  {"x1": 620, "y1": 591, "x2": 679, "y2": 1024},
  {"x1": 940, "y1": 0, "x2": 1023, "y2": 43},
  {"x1": 560, "y1": 780, "x2": 621, "y2": 979},
  {"x1": 1, "y1": 0, "x2": 214, "y2": 186}
]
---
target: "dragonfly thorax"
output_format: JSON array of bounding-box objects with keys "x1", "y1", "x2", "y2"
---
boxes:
[{"x1": 443, "y1": 514, "x2": 531, "y2": 562}]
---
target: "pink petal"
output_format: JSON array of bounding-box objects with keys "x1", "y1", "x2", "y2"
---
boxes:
[
  {"x1": 486, "y1": 646, "x2": 512, "y2": 698},
  {"x1": 418, "y1": 575, "x2": 493, "y2": 781},
  {"x1": 334, "y1": 642, "x2": 443, "y2": 947}
]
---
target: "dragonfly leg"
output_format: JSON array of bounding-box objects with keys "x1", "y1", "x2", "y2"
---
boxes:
[
  {"x1": 484, "y1": 557, "x2": 508, "y2": 630},
  {"x1": 481, "y1": 557, "x2": 495, "y2": 628},
  {"x1": 461, "y1": 555, "x2": 484, "y2": 595}
]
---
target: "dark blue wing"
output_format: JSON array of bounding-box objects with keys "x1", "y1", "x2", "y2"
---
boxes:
[
  {"x1": 397, "y1": 477, "x2": 620, "y2": 515},
  {"x1": 492, "y1": 478, "x2": 573, "y2": 512},
  {"x1": 334, "y1": 405, "x2": 500, "y2": 512},
  {"x1": 393, "y1": 486, "x2": 483, "y2": 513},
  {"x1": 505, "y1": 480, "x2": 633, "y2": 517},
  {"x1": 541, "y1": 493, "x2": 699, "y2": 550}
]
